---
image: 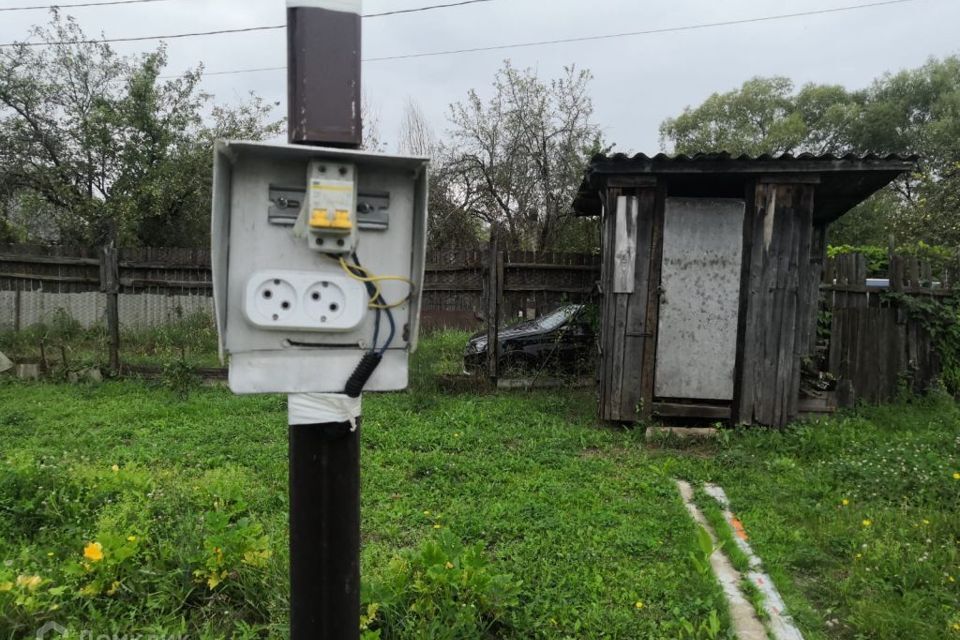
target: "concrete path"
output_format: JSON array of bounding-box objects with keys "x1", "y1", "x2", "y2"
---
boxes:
[{"x1": 677, "y1": 479, "x2": 807, "y2": 640}]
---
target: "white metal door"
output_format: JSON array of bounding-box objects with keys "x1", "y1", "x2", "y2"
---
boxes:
[{"x1": 654, "y1": 198, "x2": 745, "y2": 401}]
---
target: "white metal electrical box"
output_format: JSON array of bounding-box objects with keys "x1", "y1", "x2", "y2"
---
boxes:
[{"x1": 211, "y1": 140, "x2": 429, "y2": 394}]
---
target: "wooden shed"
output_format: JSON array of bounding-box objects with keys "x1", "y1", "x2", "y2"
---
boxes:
[{"x1": 573, "y1": 152, "x2": 916, "y2": 427}]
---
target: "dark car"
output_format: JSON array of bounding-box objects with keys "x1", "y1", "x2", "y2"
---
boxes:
[{"x1": 463, "y1": 304, "x2": 595, "y2": 375}]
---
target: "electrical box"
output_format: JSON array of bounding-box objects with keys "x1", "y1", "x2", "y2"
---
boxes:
[{"x1": 211, "y1": 140, "x2": 429, "y2": 394}]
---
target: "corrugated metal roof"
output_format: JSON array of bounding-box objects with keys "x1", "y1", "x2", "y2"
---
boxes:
[
  {"x1": 589, "y1": 151, "x2": 920, "y2": 163},
  {"x1": 574, "y1": 151, "x2": 918, "y2": 221}
]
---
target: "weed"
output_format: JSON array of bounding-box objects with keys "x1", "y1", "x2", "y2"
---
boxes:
[
  {"x1": 695, "y1": 490, "x2": 751, "y2": 574},
  {"x1": 361, "y1": 531, "x2": 521, "y2": 639}
]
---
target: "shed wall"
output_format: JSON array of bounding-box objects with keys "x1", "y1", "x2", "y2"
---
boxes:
[
  {"x1": 598, "y1": 185, "x2": 661, "y2": 422},
  {"x1": 736, "y1": 182, "x2": 819, "y2": 427}
]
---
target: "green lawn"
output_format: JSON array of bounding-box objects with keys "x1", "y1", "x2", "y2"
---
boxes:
[{"x1": 1, "y1": 333, "x2": 959, "y2": 639}]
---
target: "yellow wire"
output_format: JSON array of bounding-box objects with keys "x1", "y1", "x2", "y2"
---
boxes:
[{"x1": 339, "y1": 257, "x2": 415, "y2": 310}]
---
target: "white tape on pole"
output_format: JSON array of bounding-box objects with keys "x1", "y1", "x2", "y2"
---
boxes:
[
  {"x1": 286, "y1": 0, "x2": 362, "y2": 14},
  {"x1": 289, "y1": 393, "x2": 362, "y2": 429}
]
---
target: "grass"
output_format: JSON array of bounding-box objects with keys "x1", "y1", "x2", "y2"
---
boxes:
[
  {"x1": 0, "y1": 333, "x2": 729, "y2": 639},
  {"x1": 0, "y1": 310, "x2": 222, "y2": 371},
  {"x1": 0, "y1": 331, "x2": 959, "y2": 639},
  {"x1": 677, "y1": 396, "x2": 960, "y2": 640}
]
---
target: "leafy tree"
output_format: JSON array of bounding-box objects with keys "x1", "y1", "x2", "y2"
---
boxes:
[
  {"x1": 659, "y1": 59, "x2": 960, "y2": 247},
  {"x1": 445, "y1": 61, "x2": 604, "y2": 251},
  {"x1": 0, "y1": 12, "x2": 282, "y2": 248},
  {"x1": 660, "y1": 77, "x2": 863, "y2": 156}
]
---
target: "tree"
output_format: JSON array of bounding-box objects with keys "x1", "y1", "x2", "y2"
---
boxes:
[
  {"x1": 0, "y1": 12, "x2": 282, "y2": 247},
  {"x1": 659, "y1": 59, "x2": 960, "y2": 247},
  {"x1": 659, "y1": 77, "x2": 862, "y2": 156},
  {"x1": 398, "y1": 99, "x2": 481, "y2": 252},
  {"x1": 445, "y1": 61, "x2": 603, "y2": 251}
]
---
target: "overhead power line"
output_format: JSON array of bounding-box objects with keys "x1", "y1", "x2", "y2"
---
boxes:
[
  {"x1": 365, "y1": 0, "x2": 922, "y2": 62},
  {"x1": 0, "y1": 0, "x2": 498, "y2": 46},
  {"x1": 365, "y1": 0, "x2": 493, "y2": 18},
  {"x1": 154, "y1": 0, "x2": 923, "y2": 79},
  {"x1": 0, "y1": 0, "x2": 922, "y2": 51},
  {"x1": 0, "y1": 0, "x2": 168, "y2": 12}
]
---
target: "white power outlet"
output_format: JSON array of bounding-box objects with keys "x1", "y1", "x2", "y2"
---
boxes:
[{"x1": 243, "y1": 270, "x2": 367, "y2": 331}]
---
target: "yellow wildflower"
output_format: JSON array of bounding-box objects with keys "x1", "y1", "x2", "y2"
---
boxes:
[
  {"x1": 635, "y1": 601, "x2": 645, "y2": 610},
  {"x1": 923, "y1": 519, "x2": 930, "y2": 525},
  {"x1": 433, "y1": 524, "x2": 442, "y2": 529},
  {"x1": 862, "y1": 519, "x2": 872, "y2": 528},
  {"x1": 111, "y1": 464, "x2": 120, "y2": 473},
  {"x1": 83, "y1": 541, "x2": 104, "y2": 562},
  {"x1": 423, "y1": 510, "x2": 431, "y2": 516},
  {"x1": 16, "y1": 575, "x2": 42, "y2": 591},
  {"x1": 127, "y1": 536, "x2": 137, "y2": 542},
  {"x1": 841, "y1": 499, "x2": 849, "y2": 506},
  {"x1": 445, "y1": 562, "x2": 454, "y2": 569},
  {"x1": 949, "y1": 576, "x2": 956, "y2": 583},
  {"x1": 855, "y1": 553, "x2": 862, "y2": 559},
  {"x1": 47, "y1": 552, "x2": 54, "y2": 557},
  {"x1": 953, "y1": 472, "x2": 960, "y2": 480}
]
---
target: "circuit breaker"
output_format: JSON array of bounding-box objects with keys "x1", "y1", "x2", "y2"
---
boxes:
[
  {"x1": 304, "y1": 160, "x2": 359, "y2": 255},
  {"x1": 211, "y1": 140, "x2": 429, "y2": 394}
]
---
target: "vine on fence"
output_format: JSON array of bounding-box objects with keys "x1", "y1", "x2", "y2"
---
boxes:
[{"x1": 884, "y1": 292, "x2": 960, "y2": 394}]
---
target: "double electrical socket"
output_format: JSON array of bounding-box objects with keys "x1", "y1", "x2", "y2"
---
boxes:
[{"x1": 243, "y1": 270, "x2": 367, "y2": 332}]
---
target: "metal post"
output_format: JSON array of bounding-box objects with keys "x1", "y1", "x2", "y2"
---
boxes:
[
  {"x1": 289, "y1": 420, "x2": 360, "y2": 640},
  {"x1": 287, "y1": 2, "x2": 363, "y2": 147},
  {"x1": 286, "y1": 3, "x2": 363, "y2": 639}
]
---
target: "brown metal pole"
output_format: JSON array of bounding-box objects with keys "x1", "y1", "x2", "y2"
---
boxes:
[
  {"x1": 287, "y1": 2, "x2": 363, "y2": 147},
  {"x1": 286, "y1": 3, "x2": 363, "y2": 639}
]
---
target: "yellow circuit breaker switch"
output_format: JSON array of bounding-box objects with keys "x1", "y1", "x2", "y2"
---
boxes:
[
  {"x1": 306, "y1": 160, "x2": 357, "y2": 254},
  {"x1": 331, "y1": 210, "x2": 353, "y2": 230},
  {"x1": 310, "y1": 209, "x2": 332, "y2": 228}
]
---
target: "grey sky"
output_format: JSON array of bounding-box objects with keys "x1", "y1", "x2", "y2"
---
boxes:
[{"x1": 3, "y1": 0, "x2": 958, "y2": 152}]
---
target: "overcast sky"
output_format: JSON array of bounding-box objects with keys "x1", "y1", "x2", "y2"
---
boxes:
[{"x1": 3, "y1": 0, "x2": 959, "y2": 153}]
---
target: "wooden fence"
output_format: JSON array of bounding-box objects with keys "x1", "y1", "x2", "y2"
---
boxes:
[
  {"x1": 821, "y1": 253, "x2": 955, "y2": 405},
  {"x1": 0, "y1": 242, "x2": 600, "y2": 333}
]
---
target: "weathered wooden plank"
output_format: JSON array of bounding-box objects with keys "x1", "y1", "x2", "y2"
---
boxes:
[
  {"x1": 774, "y1": 185, "x2": 800, "y2": 425},
  {"x1": 598, "y1": 188, "x2": 623, "y2": 420},
  {"x1": 0, "y1": 273, "x2": 99, "y2": 286},
  {"x1": 100, "y1": 246, "x2": 121, "y2": 374},
  {"x1": 620, "y1": 188, "x2": 656, "y2": 421},
  {"x1": 731, "y1": 179, "x2": 757, "y2": 424},
  {"x1": 787, "y1": 185, "x2": 815, "y2": 421},
  {"x1": 486, "y1": 227, "x2": 502, "y2": 381},
  {"x1": 652, "y1": 402, "x2": 731, "y2": 420},
  {"x1": 639, "y1": 183, "x2": 667, "y2": 422},
  {"x1": 756, "y1": 184, "x2": 787, "y2": 426},
  {"x1": 0, "y1": 253, "x2": 101, "y2": 267},
  {"x1": 737, "y1": 182, "x2": 771, "y2": 424},
  {"x1": 613, "y1": 196, "x2": 639, "y2": 294}
]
